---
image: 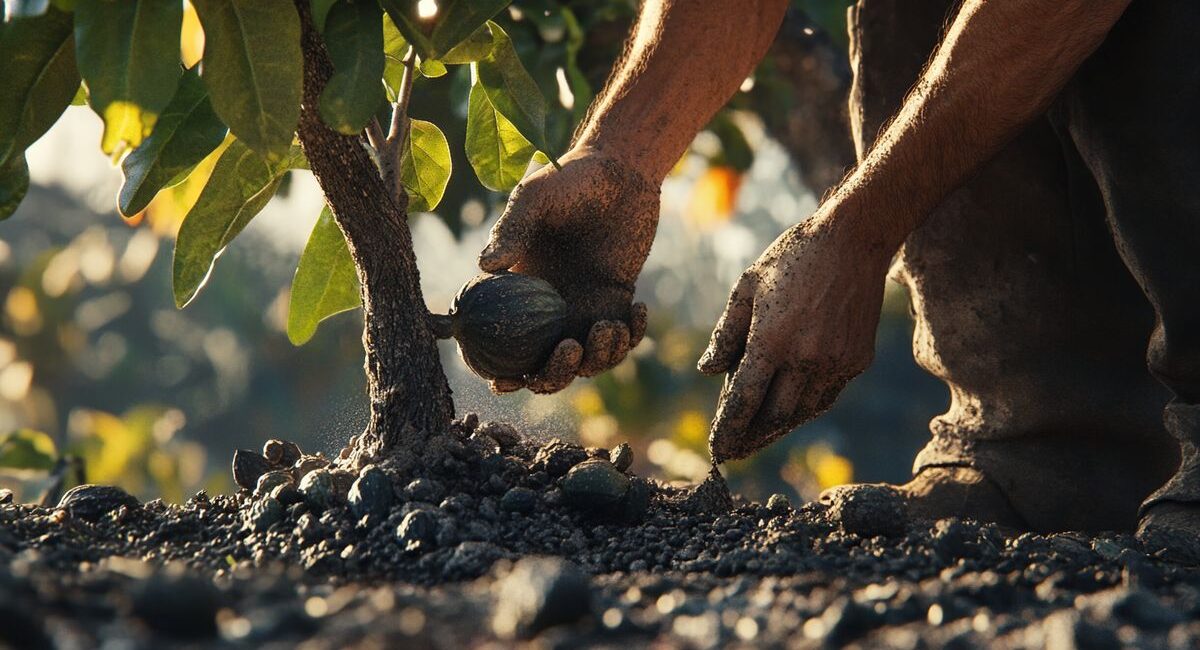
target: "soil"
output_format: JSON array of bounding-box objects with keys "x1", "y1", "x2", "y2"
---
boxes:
[{"x1": 2, "y1": 417, "x2": 1199, "y2": 649}]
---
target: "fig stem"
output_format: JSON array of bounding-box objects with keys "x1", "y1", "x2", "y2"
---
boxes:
[{"x1": 428, "y1": 313, "x2": 454, "y2": 339}]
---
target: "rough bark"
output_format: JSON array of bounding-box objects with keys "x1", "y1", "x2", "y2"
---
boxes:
[{"x1": 293, "y1": 0, "x2": 453, "y2": 461}]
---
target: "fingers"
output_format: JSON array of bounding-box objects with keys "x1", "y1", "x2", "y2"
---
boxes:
[
  {"x1": 746, "y1": 370, "x2": 809, "y2": 440},
  {"x1": 698, "y1": 274, "x2": 756, "y2": 375},
  {"x1": 628, "y1": 302, "x2": 648, "y2": 349},
  {"x1": 578, "y1": 320, "x2": 621, "y2": 377},
  {"x1": 708, "y1": 343, "x2": 774, "y2": 462},
  {"x1": 527, "y1": 339, "x2": 584, "y2": 394},
  {"x1": 479, "y1": 188, "x2": 536, "y2": 272}
]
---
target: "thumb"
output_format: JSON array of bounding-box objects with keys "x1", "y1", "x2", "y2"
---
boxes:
[{"x1": 479, "y1": 196, "x2": 536, "y2": 272}]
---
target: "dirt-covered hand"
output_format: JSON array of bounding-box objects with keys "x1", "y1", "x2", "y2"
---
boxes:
[
  {"x1": 478, "y1": 147, "x2": 659, "y2": 394},
  {"x1": 699, "y1": 217, "x2": 892, "y2": 462}
]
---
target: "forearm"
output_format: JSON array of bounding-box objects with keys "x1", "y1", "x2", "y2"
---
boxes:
[
  {"x1": 574, "y1": 0, "x2": 787, "y2": 181},
  {"x1": 825, "y1": 0, "x2": 1130, "y2": 251}
]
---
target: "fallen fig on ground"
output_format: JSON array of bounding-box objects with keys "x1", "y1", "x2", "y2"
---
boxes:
[{"x1": 431, "y1": 271, "x2": 569, "y2": 381}]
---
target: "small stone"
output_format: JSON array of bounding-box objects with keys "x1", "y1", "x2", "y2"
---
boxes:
[
  {"x1": 292, "y1": 454, "x2": 329, "y2": 481},
  {"x1": 446, "y1": 541, "x2": 502, "y2": 577},
  {"x1": 396, "y1": 510, "x2": 438, "y2": 553},
  {"x1": 405, "y1": 478, "x2": 443, "y2": 502},
  {"x1": 609, "y1": 443, "x2": 633, "y2": 472},
  {"x1": 532, "y1": 439, "x2": 589, "y2": 478},
  {"x1": 766, "y1": 493, "x2": 792, "y2": 514},
  {"x1": 0, "y1": 488, "x2": 12, "y2": 505},
  {"x1": 492, "y1": 557, "x2": 592, "y2": 639},
  {"x1": 57, "y1": 485, "x2": 139, "y2": 520},
  {"x1": 262, "y1": 439, "x2": 284, "y2": 465},
  {"x1": 822, "y1": 483, "x2": 907, "y2": 538},
  {"x1": 254, "y1": 470, "x2": 294, "y2": 498},
  {"x1": 244, "y1": 497, "x2": 284, "y2": 532},
  {"x1": 328, "y1": 468, "x2": 356, "y2": 496},
  {"x1": 933, "y1": 519, "x2": 982, "y2": 559},
  {"x1": 299, "y1": 469, "x2": 337, "y2": 512},
  {"x1": 271, "y1": 484, "x2": 304, "y2": 506},
  {"x1": 561, "y1": 459, "x2": 630, "y2": 509},
  {"x1": 500, "y1": 487, "x2": 538, "y2": 513},
  {"x1": 478, "y1": 421, "x2": 521, "y2": 449},
  {"x1": 349, "y1": 467, "x2": 393, "y2": 519},
  {"x1": 232, "y1": 449, "x2": 272, "y2": 490}
]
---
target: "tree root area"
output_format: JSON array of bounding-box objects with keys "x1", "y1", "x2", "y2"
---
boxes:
[{"x1": 2, "y1": 417, "x2": 1200, "y2": 648}]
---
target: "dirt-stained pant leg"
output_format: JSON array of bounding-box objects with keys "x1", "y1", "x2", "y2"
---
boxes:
[
  {"x1": 847, "y1": 0, "x2": 1176, "y2": 531},
  {"x1": 1057, "y1": 1, "x2": 1200, "y2": 516}
]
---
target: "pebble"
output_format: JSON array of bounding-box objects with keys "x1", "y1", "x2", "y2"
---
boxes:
[
  {"x1": 533, "y1": 439, "x2": 589, "y2": 478},
  {"x1": 348, "y1": 467, "x2": 393, "y2": 519},
  {"x1": 299, "y1": 469, "x2": 337, "y2": 512},
  {"x1": 244, "y1": 497, "x2": 284, "y2": 532},
  {"x1": 492, "y1": 557, "x2": 592, "y2": 639},
  {"x1": 396, "y1": 510, "x2": 438, "y2": 553},
  {"x1": 823, "y1": 484, "x2": 907, "y2": 538},
  {"x1": 766, "y1": 493, "x2": 792, "y2": 514},
  {"x1": 254, "y1": 471, "x2": 294, "y2": 498},
  {"x1": 561, "y1": 459, "x2": 630, "y2": 509},
  {"x1": 500, "y1": 487, "x2": 538, "y2": 513},
  {"x1": 0, "y1": 488, "x2": 12, "y2": 505},
  {"x1": 477, "y1": 421, "x2": 521, "y2": 450},
  {"x1": 405, "y1": 478, "x2": 443, "y2": 503},
  {"x1": 57, "y1": 485, "x2": 139, "y2": 520},
  {"x1": 609, "y1": 443, "x2": 633, "y2": 472},
  {"x1": 232, "y1": 449, "x2": 272, "y2": 491}
]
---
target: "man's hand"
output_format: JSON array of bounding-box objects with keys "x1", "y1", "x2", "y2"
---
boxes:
[
  {"x1": 478, "y1": 147, "x2": 659, "y2": 394},
  {"x1": 699, "y1": 216, "x2": 891, "y2": 462}
]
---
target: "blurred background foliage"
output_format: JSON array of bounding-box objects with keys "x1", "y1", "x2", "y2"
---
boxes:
[{"x1": 0, "y1": 0, "x2": 946, "y2": 505}]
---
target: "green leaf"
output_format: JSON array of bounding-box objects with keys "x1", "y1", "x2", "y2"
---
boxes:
[
  {"x1": 74, "y1": 0, "x2": 183, "y2": 155},
  {"x1": 382, "y1": 12, "x2": 409, "y2": 102},
  {"x1": 287, "y1": 206, "x2": 360, "y2": 345},
  {"x1": 0, "y1": 156, "x2": 30, "y2": 221},
  {"x1": 439, "y1": 24, "x2": 493, "y2": 64},
  {"x1": 476, "y1": 22, "x2": 552, "y2": 156},
  {"x1": 70, "y1": 83, "x2": 86, "y2": 106},
  {"x1": 417, "y1": 57, "x2": 446, "y2": 78},
  {"x1": 310, "y1": 0, "x2": 336, "y2": 32},
  {"x1": 0, "y1": 6, "x2": 78, "y2": 166},
  {"x1": 401, "y1": 119, "x2": 451, "y2": 212},
  {"x1": 0, "y1": 429, "x2": 58, "y2": 472},
  {"x1": 193, "y1": 0, "x2": 302, "y2": 161},
  {"x1": 465, "y1": 81, "x2": 534, "y2": 192},
  {"x1": 427, "y1": 0, "x2": 507, "y2": 59},
  {"x1": 378, "y1": 0, "x2": 432, "y2": 60},
  {"x1": 319, "y1": 0, "x2": 385, "y2": 135},
  {"x1": 6, "y1": 0, "x2": 50, "y2": 18},
  {"x1": 172, "y1": 139, "x2": 305, "y2": 307},
  {"x1": 119, "y1": 68, "x2": 228, "y2": 217}
]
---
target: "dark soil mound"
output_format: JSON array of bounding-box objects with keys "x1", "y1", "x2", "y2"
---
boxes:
[{"x1": 2, "y1": 416, "x2": 1199, "y2": 648}]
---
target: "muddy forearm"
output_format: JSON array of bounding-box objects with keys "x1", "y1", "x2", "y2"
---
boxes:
[
  {"x1": 825, "y1": 0, "x2": 1131, "y2": 252},
  {"x1": 573, "y1": 0, "x2": 787, "y2": 182}
]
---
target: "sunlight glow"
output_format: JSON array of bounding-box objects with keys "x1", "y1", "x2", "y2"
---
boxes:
[
  {"x1": 555, "y1": 67, "x2": 574, "y2": 110},
  {"x1": 417, "y1": 0, "x2": 438, "y2": 19}
]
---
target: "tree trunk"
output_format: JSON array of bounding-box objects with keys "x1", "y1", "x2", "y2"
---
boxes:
[{"x1": 292, "y1": 0, "x2": 453, "y2": 461}]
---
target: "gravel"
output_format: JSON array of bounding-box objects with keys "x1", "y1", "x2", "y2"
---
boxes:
[{"x1": 3, "y1": 416, "x2": 1199, "y2": 648}]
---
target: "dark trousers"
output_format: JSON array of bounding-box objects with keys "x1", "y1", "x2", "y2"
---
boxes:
[{"x1": 847, "y1": 0, "x2": 1198, "y2": 531}]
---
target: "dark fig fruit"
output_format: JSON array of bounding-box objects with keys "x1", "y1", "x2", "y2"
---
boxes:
[{"x1": 432, "y1": 272, "x2": 568, "y2": 381}]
